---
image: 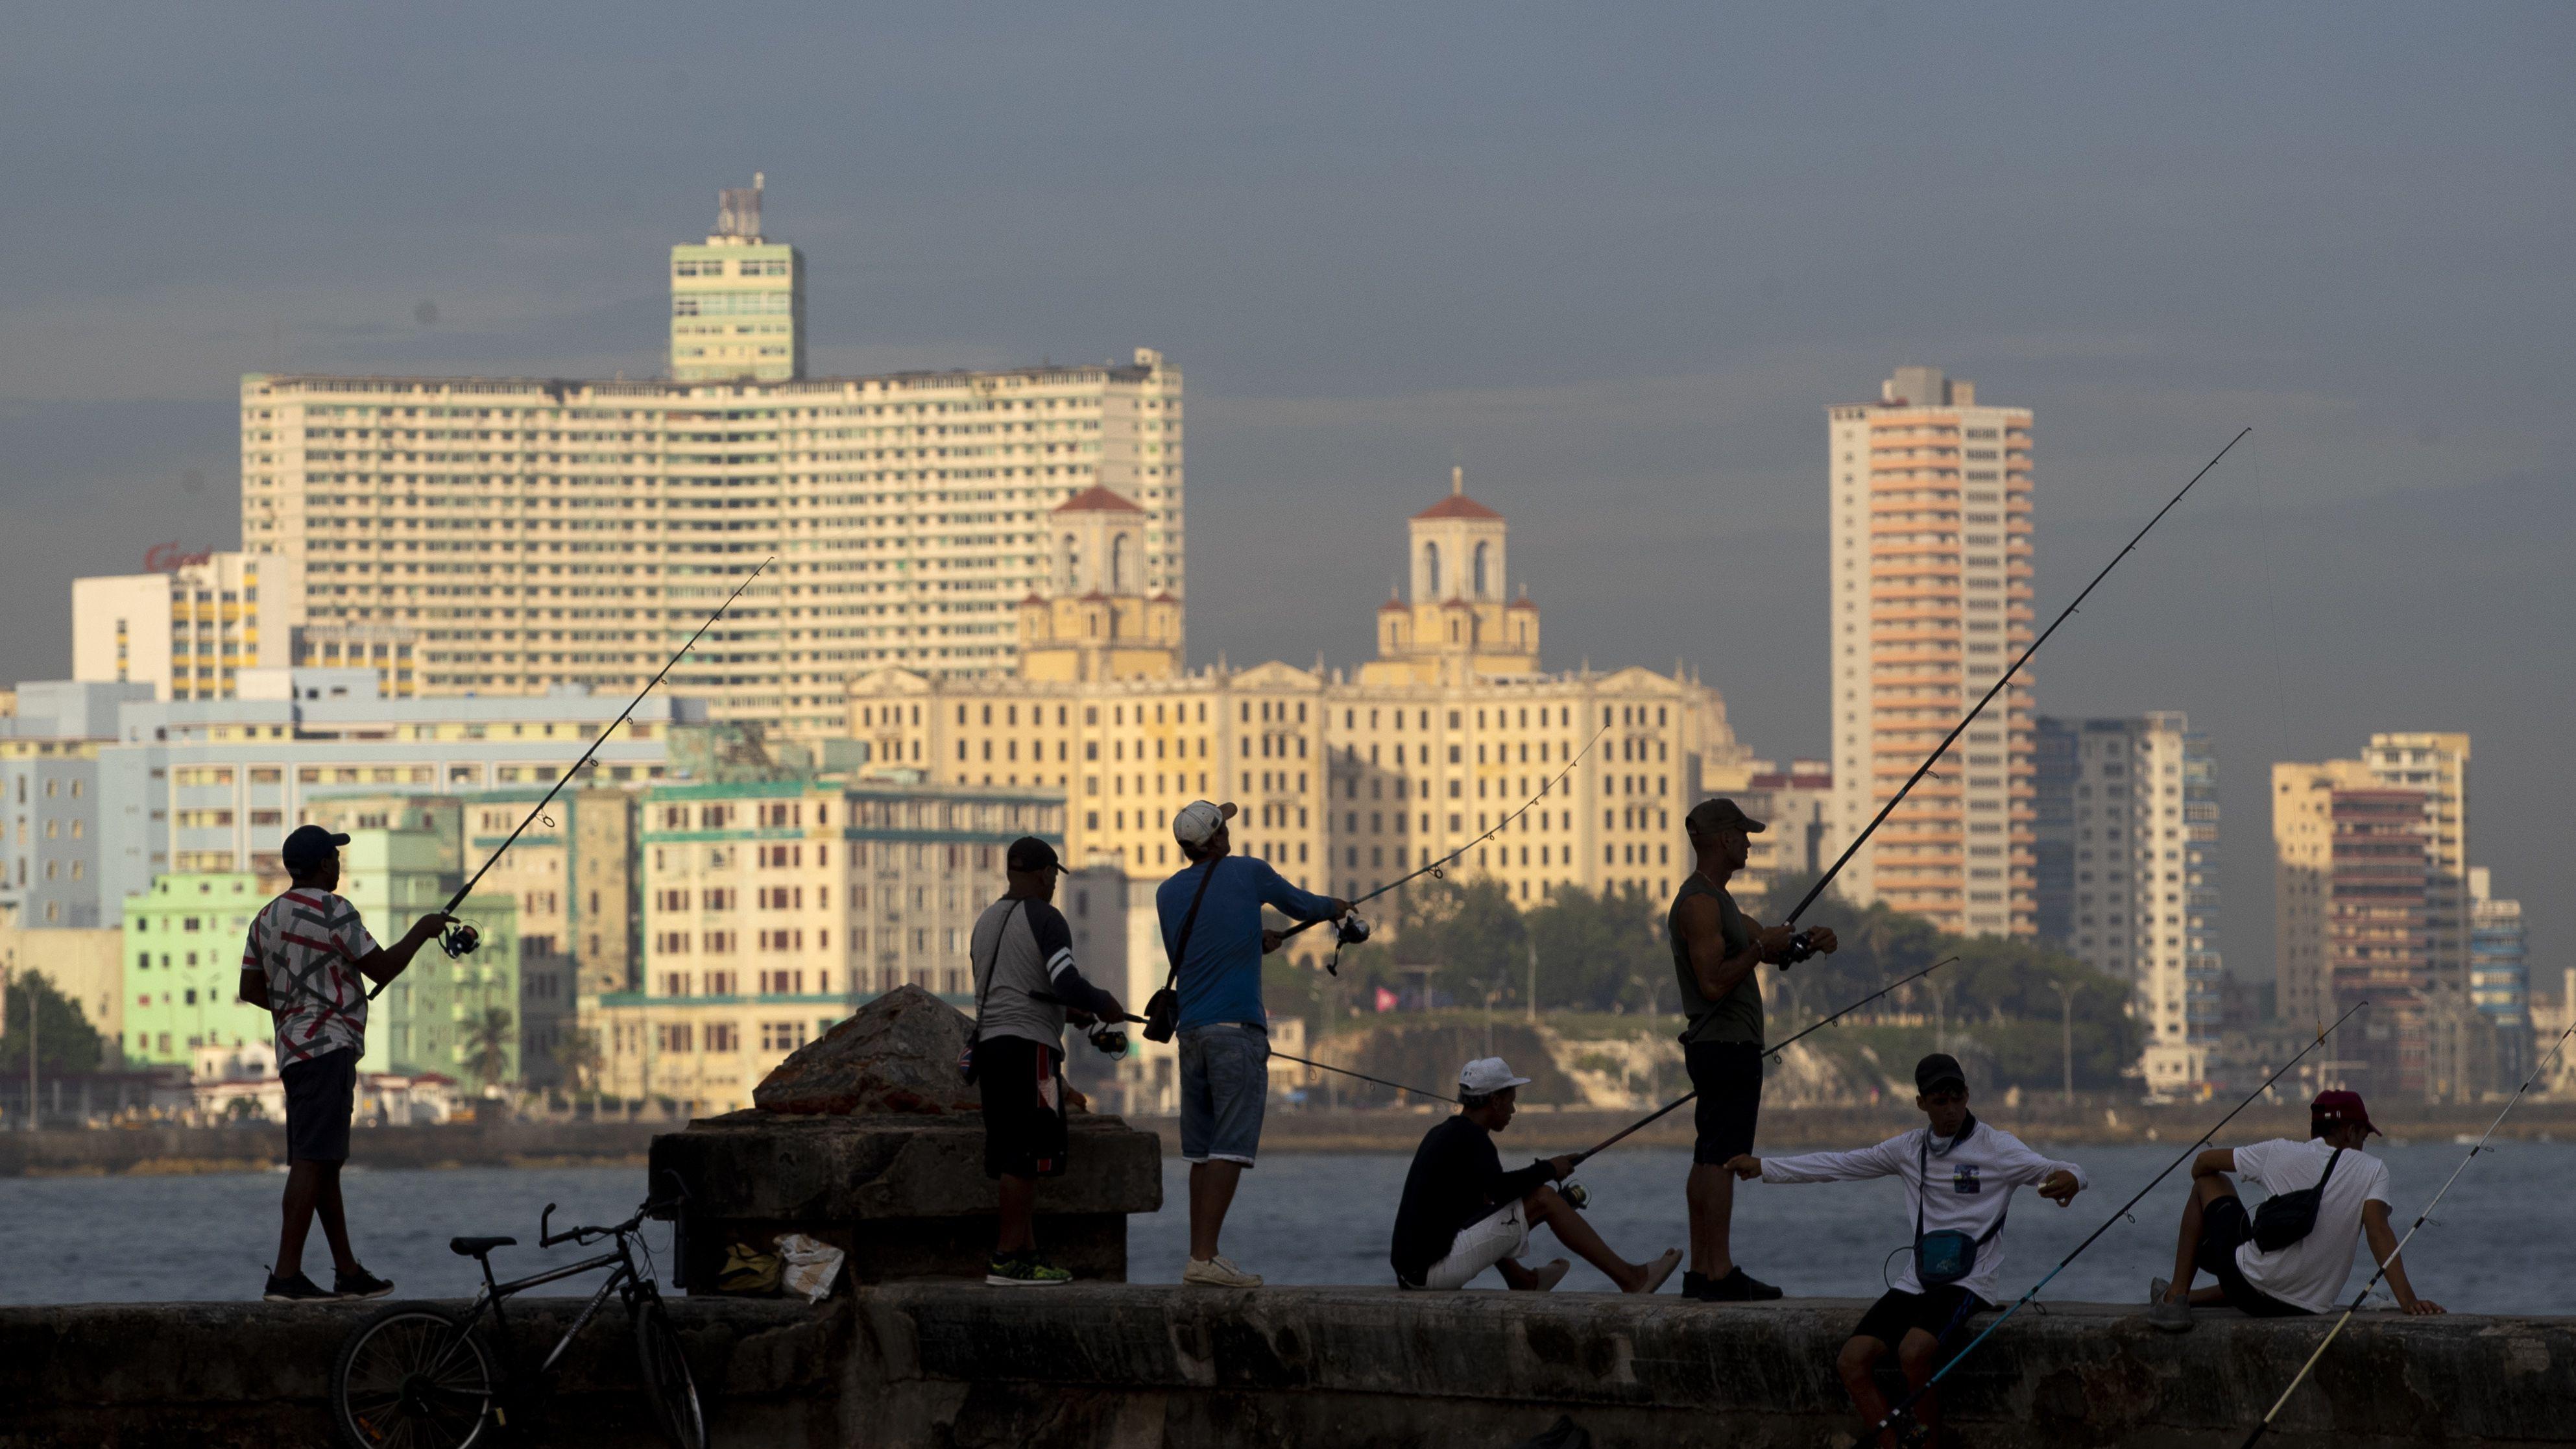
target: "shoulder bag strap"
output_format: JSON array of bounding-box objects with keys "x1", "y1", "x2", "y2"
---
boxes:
[
  {"x1": 1915, "y1": 1128, "x2": 1930, "y2": 1245},
  {"x1": 968, "y1": 899, "x2": 1026, "y2": 1045},
  {"x1": 1159, "y1": 857, "x2": 1222, "y2": 996}
]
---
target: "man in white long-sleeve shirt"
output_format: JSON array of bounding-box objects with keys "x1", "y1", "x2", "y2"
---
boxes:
[{"x1": 1726, "y1": 1053, "x2": 2087, "y2": 1449}]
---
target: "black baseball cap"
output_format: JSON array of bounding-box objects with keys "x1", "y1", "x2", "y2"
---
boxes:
[
  {"x1": 1685, "y1": 798, "x2": 1766, "y2": 836},
  {"x1": 1915, "y1": 1053, "x2": 1969, "y2": 1095},
  {"x1": 1006, "y1": 836, "x2": 1063, "y2": 873},
  {"x1": 281, "y1": 823, "x2": 350, "y2": 871}
]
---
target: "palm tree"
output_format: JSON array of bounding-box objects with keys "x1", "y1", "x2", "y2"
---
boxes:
[
  {"x1": 551, "y1": 1027, "x2": 603, "y2": 1097},
  {"x1": 463, "y1": 1006, "x2": 516, "y2": 1092}
]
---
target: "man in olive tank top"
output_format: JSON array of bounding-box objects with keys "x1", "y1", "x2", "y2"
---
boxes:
[{"x1": 1668, "y1": 797, "x2": 1838, "y2": 1301}]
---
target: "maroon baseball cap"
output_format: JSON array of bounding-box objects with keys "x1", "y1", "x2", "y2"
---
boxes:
[{"x1": 2310, "y1": 1090, "x2": 2378, "y2": 1136}]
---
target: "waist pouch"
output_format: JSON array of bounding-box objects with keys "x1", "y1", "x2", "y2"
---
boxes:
[
  {"x1": 1914, "y1": 1125, "x2": 2004, "y2": 1289},
  {"x1": 2251, "y1": 1148, "x2": 2343, "y2": 1252}
]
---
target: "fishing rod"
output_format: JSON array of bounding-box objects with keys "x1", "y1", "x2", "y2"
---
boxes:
[
  {"x1": 1563, "y1": 955, "x2": 1961, "y2": 1168},
  {"x1": 368, "y1": 557, "x2": 774, "y2": 1000},
  {"x1": 2238, "y1": 1017, "x2": 2576, "y2": 1448},
  {"x1": 1873, "y1": 998, "x2": 2368, "y2": 1441},
  {"x1": 1274, "y1": 1050, "x2": 1456, "y2": 1104},
  {"x1": 1276, "y1": 722, "x2": 1613, "y2": 970},
  {"x1": 1783, "y1": 426, "x2": 2250, "y2": 929},
  {"x1": 1044, "y1": 990, "x2": 1459, "y2": 1104}
]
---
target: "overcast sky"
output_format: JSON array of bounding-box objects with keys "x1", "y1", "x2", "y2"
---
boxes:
[{"x1": 3, "y1": 5, "x2": 2569, "y2": 980}]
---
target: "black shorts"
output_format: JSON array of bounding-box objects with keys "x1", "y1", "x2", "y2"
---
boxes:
[
  {"x1": 1685, "y1": 1040, "x2": 1763, "y2": 1164},
  {"x1": 2195, "y1": 1194, "x2": 2313, "y2": 1318},
  {"x1": 1852, "y1": 1285, "x2": 1991, "y2": 1350},
  {"x1": 282, "y1": 1047, "x2": 357, "y2": 1164},
  {"x1": 977, "y1": 1036, "x2": 1070, "y2": 1180}
]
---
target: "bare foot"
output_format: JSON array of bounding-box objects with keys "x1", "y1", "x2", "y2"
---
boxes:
[
  {"x1": 1627, "y1": 1248, "x2": 1683, "y2": 1295},
  {"x1": 1530, "y1": 1259, "x2": 1571, "y2": 1292}
]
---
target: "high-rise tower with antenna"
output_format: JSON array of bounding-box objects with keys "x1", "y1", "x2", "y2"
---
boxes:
[{"x1": 669, "y1": 173, "x2": 804, "y2": 381}]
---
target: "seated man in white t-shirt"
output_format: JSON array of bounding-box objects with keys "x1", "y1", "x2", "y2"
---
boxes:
[{"x1": 2147, "y1": 1089, "x2": 2444, "y2": 1330}]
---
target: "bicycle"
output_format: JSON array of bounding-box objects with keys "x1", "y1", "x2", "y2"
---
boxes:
[{"x1": 329, "y1": 1176, "x2": 705, "y2": 1449}]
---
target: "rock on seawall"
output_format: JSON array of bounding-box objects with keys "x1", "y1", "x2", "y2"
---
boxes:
[{"x1": 752, "y1": 982, "x2": 980, "y2": 1116}]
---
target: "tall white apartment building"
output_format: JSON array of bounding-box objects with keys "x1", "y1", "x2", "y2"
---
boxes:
[
  {"x1": 72, "y1": 553, "x2": 302, "y2": 701},
  {"x1": 2038, "y1": 713, "x2": 2222, "y2": 1090},
  {"x1": 1827, "y1": 367, "x2": 2035, "y2": 937},
  {"x1": 239, "y1": 184, "x2": 1183, "y2": 739}
]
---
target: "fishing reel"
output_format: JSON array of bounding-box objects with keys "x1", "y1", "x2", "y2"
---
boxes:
[
  {"x1": 1775, "y1": 929, "x2": 1825, "y2": 969},
  {"x1": 1085, "y1": 1020, "x2": 1130, "y2": 1059},
  {"x1": 440, "y1": 921, "x2": 483, "y2": 960},
  {"x1": 1560, "y1": 1180, "x2": 1590, "y2": 1211},
  {"x1": 1323, "y1": 911, "x2": 1372, "y2": 977}
]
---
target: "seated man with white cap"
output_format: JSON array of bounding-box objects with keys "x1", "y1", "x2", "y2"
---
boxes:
[{"x1": 1390, "y1": 1056, "x2": 1683, "y2": 1293}]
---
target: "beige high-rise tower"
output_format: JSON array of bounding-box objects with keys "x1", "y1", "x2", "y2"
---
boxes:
[{"x1": 1827, "y1": 367, "x2": 2035, "y2": 937}]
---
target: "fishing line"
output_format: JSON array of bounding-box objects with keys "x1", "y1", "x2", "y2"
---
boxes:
[
  {"x1": 1784, "y1": 427, "x2": 2251, "y2": 928},
  {"x1": 1872, "y1": 999, "x2": 2368, "y2": 1441},
  {"x1": 1563, "y1": 956, "x2": 1962, "y2": 1169},
  {"x1": 2237, "y1": 1017, "x2": 2576, "y2": 1448},
  {"x1": 367, "y1": 557, "x2": 775, "y2": 1000},
  {"x1": 1277, "y1": 722, "x2": 1613, "y2": 973}
]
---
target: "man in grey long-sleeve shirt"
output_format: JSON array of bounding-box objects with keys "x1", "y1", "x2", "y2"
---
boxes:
[{"x1": 970, "y1": 836, "x2": 1124, "y2": 1286}]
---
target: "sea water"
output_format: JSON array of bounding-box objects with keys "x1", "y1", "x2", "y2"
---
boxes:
[{"x1": 2, "y1": 1144, "x2": 2566, "y2": 1313}]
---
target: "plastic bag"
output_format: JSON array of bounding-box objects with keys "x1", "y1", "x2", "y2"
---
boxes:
[{"x1": 776, "y1": 1232, "x2": 846, "y2": 1303}]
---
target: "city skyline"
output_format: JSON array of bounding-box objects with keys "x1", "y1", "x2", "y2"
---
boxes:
[{"x1": 0, "y1": 5, "x2": 2565, "y2": 986}]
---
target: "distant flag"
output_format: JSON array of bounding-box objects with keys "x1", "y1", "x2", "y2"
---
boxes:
[{"x1": 1373, "y1": 986, "x2": 1399, "y2": 1013}]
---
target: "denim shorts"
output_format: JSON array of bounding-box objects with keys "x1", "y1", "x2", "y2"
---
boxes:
[{"x1": 1178, "y1": 1023, "x2": 1269, "y2": 1165}]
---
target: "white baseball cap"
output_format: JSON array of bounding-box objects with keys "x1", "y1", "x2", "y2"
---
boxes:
[
  {"x1": 1174, "y1": 799, "x2": 1237, "y2": 847},
  {"x1": 1458, "y1": 1058, "x2": 1532, "y2": 1095}
]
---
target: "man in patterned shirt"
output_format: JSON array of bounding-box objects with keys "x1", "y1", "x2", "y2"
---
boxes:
[{"x1": 237, "y1": 824, "x2": 452, "y2": 1301}]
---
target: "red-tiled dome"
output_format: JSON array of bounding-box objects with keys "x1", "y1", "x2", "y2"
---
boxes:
[
  {"x1": 1053, "y1": 485, "x2": 1146, "y2": 515},
  {"x1": 1412, "y1": 492, "x2": 1502, "y2": 521}
]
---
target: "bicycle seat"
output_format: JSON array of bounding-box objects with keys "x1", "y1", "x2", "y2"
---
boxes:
[{"x1": 450, "y1": 1236, "x2": 517, "y2": 1258}]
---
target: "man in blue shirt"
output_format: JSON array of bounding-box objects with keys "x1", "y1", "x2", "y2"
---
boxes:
[{"x1": 1158, "y1": 799, "x2": 1348, "y2": 1288}]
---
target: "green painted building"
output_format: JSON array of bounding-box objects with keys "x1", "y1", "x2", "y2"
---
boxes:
[
  {"x1": 121, "y1": 873, "x2": 275, "y2": 1065},
  {"x1": 670, "y1": 174, "x2": 804, "y2": 382},
  {"x1": 341, "y1": 829, "x2": 521, "y2": 1086}
]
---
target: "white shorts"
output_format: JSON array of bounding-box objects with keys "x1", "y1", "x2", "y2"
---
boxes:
[{"x1": 1417, "y1": 1200, "x2": 1531, "y2": 1290}]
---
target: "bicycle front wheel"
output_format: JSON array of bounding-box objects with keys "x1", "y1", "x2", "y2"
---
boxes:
[
  {"x1": 632, "y1": 1293, "x2": 707, "y2": 1449},
  {"x1": 331, "y1": 1304, "x2": 498, "y2": 1449}
]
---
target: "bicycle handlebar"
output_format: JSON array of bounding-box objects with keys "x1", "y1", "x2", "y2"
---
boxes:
[{"x1": 540, "y1": 1189, "x2": 684, "y2": 1248}]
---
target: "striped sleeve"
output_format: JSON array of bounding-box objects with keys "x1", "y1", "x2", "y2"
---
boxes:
[{"x1": 1029, "y1": 902, "x2": 1078, "y2": 979}]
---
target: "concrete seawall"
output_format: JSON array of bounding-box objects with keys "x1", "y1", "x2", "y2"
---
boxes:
[{"x1": 8, "y1": 1286, "x2": 2569, "y2": 1447}]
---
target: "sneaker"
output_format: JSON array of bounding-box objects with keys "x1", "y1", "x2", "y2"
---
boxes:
[
  {"x1": 263, "y1": 1272, "x2": 334, "y2": 1302},
  {"x1": 334, "y1": 1267, "x2": 396, "y2": 1300},
  {"x1": 1681, "y1": 1269, "x2": 1711, "y2": 1300},
  {"x1": 1630, "y1": 1249, "x2": 1683, "y2": 1296},
  {"x1": 1700, "y1": 1267, "x2": 1785, "y2": 1302},
  {"x1": 2146, "y1": 1278, "x2": 2194, "y2": 1333},
  {"x1": 985, "y1": 1252, "x2": 1074, "y2": 1287},
  {"x1": 1181, "y1": 1254, "x2": 1262, "y2": 1288}
]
